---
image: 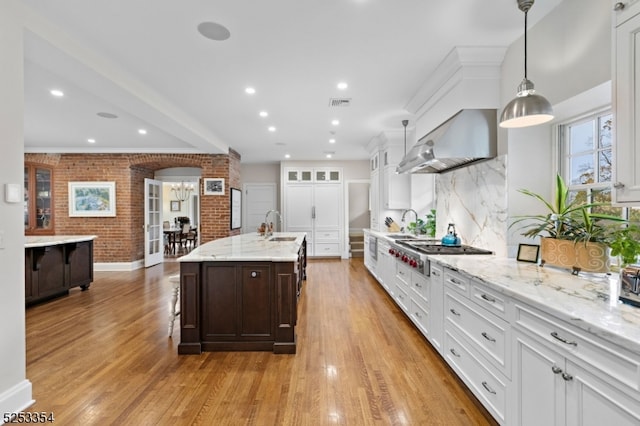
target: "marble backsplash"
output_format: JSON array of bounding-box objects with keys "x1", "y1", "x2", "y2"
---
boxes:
[{"x1": 435, "y1": 155, "x2": 508, "y2": 257}]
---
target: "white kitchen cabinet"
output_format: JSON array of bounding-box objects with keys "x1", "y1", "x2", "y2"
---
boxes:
[
  {"x1": 369, "y1": 153, "x2": 380, "y2": 230},
  {"x1": 614, "y1": 1, "x2": 640, "y2": 204},
  {"x1": 428, "y1": 263, "x2": 444, "y2": 354},
  {"x1": 315, "y1": 168, "x2": 341, "y2": 183},
  {"x1": 376, "y1": 239, "x2": 394, "y2": 295},
  {"x1": 512, "y1": 301, "x2": 640, "y2": 426},
  {"x1": 381, "y1": 146, "x2": 410, "y2": 210},
  {"x1": 283, "y1": 176, "x2": 342, "y2": 257},
  {"x1": 285, "y1": 169, "x2": 313, "y2": 183},
  {"x1": 395, "y1": 262, "x2": 411, "y2": 314},
  {"x1": 408, "y1": 270, "x2": 429, "y2": 337}
]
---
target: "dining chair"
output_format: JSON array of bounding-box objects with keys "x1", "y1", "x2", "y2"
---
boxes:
[
  {"x1": 178, "y1": 223, "x2": 191, "y2": 252},
  {"x1": 186, "y1": 226, "x2": 198, "y2": 249}
]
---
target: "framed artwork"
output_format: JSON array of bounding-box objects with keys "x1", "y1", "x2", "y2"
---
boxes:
[
  {"x1": 230, "y1": 188, "x2": 241, "y2": 229},
  {"x1": 517, "y1": 243, "x2": 540, "y2": 263},
  {"x1": 69, "y1": 181, "x2": 116, "y2": 217},
  {"x1": 170, "y1": 200, "x2": 181, "y2": 212},
  {"x1": 203, "y1": 178, "x2": 225, "y2": 195}
]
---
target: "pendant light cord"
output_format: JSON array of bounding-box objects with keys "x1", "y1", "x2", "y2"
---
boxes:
[{"x1": 523, "y1": 8, "x2": 528, "y2": 80}]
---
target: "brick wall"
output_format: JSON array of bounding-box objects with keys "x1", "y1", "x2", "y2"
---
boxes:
[{"x1": 25, "y1": 151, "x2": 241, "y2": 264}]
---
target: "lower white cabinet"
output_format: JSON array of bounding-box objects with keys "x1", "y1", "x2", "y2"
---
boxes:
[
  {"x1": 364, "y1": 242, "x2": 640, "y2": 426},
  {"x1": 513, "y1": 329, "x2": 640, "y2": 426},
  {"x1": 512, "y1": 301, "x2": 640, "y2": 426}
]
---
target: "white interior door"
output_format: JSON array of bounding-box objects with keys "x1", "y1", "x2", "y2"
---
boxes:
[
  {"x1": 243, "y1": 183, "x2": 276, "y2": 233},
  {"x1": 144, "y1": 178, "x2": 163, "y2": 267}
]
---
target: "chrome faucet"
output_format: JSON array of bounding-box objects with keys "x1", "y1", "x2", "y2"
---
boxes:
[
  {"x1": 401, "y1": 209, "x2": 419, "y2": 236},
  {"x1": 264, "y1": 210, "x2": 283, "y2": 237}
]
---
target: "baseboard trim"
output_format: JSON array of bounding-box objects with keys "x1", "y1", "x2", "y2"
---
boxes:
[
  {"x1": 0, "y1": 380, "x2": 34, "y2": 415},
  {"x1": 94, "y1": 260, "x2": 145, "y2": 272}
]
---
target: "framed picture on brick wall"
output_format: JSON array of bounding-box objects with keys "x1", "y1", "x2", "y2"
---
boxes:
[
  {"x1": 69, "y1": 181, "x2": 116, "y2": 217},
  {"x1": 203, "y1": 178, "x2": 225, "y2": 195}
]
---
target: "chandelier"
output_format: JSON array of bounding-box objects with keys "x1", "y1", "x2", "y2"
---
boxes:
[{"x1": 171, "y1": 182, "x2": 195, "y2": 202}]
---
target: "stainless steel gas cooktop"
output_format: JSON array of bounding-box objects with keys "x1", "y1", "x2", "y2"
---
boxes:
[{"x1": 397, "y1": 240, "x2": 493, "y2": 255}]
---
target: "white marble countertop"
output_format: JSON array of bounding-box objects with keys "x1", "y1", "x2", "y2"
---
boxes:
[
  {"x1": 364, "y1": 229, "x2": 640, "y2": 354},
  {"x1": 25, "y1": 235, "x2": 97, "y2": 248},
  {"x1": 178, "y1": 232, "x2": 306, "y2": 262}
]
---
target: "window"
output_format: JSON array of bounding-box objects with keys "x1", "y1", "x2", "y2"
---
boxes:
[{"x1": 559, "y1": 110, "x2": 640, "y2": 222}]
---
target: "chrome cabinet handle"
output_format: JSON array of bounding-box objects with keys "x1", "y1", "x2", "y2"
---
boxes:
[
  {"x1": 481, "y1": 332, "x2": 496, "y2": 342},
  {"x1": 551, "y1": 366, "x2": 563, "y2": 374},
  {"x1": 481, "y1": 294, "x2": 496, "y2": 303},
  {"x1": 432, "y1": 270, "x2": 441, "y2": 277},
  {"x1": 414, "y1": 282, "x2": 422, "y2": 288},
  {"x1": 449, "y1": 348, "x2": 461, "y2": 358},
  {"x1": 613, "y1": 181, "x2": 625, "y2": 189},
  {"x1": 312, "y1": 206, "x2": 316, "y2": 219},
  {"x1": 550, "y1": 331, "x2": 578, "y2": 347},
  {"x1": 415, "y1": 311, "x2": 422, "y2": 319},
  {"x1": 614, "y1": 2, "x2": 625, "y2": 11},
  {"x1": 562, "y1": 372, "x2": 573, "y2": 381},
  {"x1": 481, "y1": 381, "x2": 497, "y2": 395},
  {"x1": 449, "y1": 308, "x2": 461, "y2": 317}
]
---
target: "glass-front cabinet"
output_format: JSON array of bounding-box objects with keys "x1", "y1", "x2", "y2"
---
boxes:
[{"x1": 24, "y1": 164, "x2": 54, "y2": 235}]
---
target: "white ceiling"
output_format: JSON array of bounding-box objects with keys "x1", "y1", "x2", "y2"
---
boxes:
[{"x1": 20, "y1": 0, "x2": 562, "y2": 163}]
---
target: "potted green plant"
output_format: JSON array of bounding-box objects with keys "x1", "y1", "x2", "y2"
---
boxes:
[
  {"x1": 406, "y1": 209, "x2": 437, "y2": 237},
  {"x1": 511, "y1": 174, "x2": 624, "y2": 273},
  {"x1": 608, "y1": 223, "x2": 640, "y2": 269}
]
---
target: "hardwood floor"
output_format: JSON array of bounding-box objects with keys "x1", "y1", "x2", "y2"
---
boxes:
[{"x1": 26, "y1": 258, "x2": 496, "y2": 425}]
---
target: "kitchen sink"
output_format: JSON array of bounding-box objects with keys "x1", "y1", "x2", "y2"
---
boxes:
[
  {"x1": 386, "y1": 234, "x2": 415, "y2": 239},
  {"x1": 269, "y1": 236, "x2": 297, "y2": 242}
]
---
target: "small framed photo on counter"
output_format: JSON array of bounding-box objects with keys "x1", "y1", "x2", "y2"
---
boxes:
[{"x1": 517, "y1": 244, "x2": 540, "y2": 263}]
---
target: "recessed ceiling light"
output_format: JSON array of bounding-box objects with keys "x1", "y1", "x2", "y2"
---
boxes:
[
  {"x1": 97, "y1": 112, "x2": 118, "y2": 119},
  {"x1": 326, "y1": 154, "x2": 333, "y2": 159},
  {"x1": 87, "y1": 138, "x2": 96, "y2": 144},
  {"x1": 259, "y1": 111, "x2": 268, "y2": 117},
  {"x1": 138, "y1": 129, "x2": 147, "y2": 135},
  {"x1": 268, "y1": 126, "x2": 276, "y2": 132},
  {"x1": 197, "y1": 21, "x2": 231, "y2": 41},
  {"x1": 245, "y1": 87, "x2": 256, "y2": 95},
  {"x1": 329, "y1": 138, "x2": 336, "y2": 144},
  {"x1": 331, "y1": 119, "x2": 340, "y2": 126},
  {"x1": 337, "y1": 82, "x2": 348, "y2": 90},
  {"x1": 285, "y1": 154, "x2": 291, "y2": 159},
  {"x1": 50, "y1": 89, "x2": 64, "y2": 97}
]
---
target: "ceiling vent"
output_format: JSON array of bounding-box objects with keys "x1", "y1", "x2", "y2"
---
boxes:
[{"x1": 329, "y1": 98, "x2": 352, "y2": 107}]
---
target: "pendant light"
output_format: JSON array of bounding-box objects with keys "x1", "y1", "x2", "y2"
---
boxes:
[{"x1": 499, "y1": 0, "x2": 553, "y2": 128}]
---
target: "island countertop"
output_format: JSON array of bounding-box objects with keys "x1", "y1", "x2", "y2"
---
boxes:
[
  {"x1": 25, "y1": 235, "x2": 97, "y2": 248},
  {"x1": 178, "y1": 232, "x2": 307, "y2": 263}
]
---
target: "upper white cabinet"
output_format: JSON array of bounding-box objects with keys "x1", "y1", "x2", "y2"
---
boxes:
[
  {"x1": 382, "y1": 147, "x2": 411, "y2": 210},
  {"x1": 614, "y1": 1, "x2": 640, "y2": 204},
  {"x1": 285, "y1": 169, "x2": 313, "y2": 183}
]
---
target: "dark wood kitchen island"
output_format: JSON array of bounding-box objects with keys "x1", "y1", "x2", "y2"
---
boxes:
[{"x1": 177, "y1": 232, "x2": 306, "y2": 355}]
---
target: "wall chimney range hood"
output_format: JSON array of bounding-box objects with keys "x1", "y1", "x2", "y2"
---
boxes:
[{"x1": 396, "y1": 109, "x2": 497, "y2": 174}]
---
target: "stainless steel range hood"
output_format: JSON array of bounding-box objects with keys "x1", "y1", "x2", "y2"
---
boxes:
[{"x1": 396, "y1": 109, "x2": 497, "y2": 174}]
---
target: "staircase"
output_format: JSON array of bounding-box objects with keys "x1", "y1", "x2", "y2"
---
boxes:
[{"x1": 349, "y1": 232, "x2": 364, "y2": 258}]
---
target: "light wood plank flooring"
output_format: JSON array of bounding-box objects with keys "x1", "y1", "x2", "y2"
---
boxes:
[{"x1": 26, "y1": 258, "x2": 496, "y2": 425}]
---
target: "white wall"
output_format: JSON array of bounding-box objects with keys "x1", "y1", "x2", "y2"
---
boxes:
[
  {"x1": 0, "y1": 0, "x2": 34, "y2": 413},
  {"x1": 502, "y1": 0, "x2": 611, "y2": 255}
]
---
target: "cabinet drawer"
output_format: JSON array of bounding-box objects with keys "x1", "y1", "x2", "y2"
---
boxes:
[
  {"x1": 395, "y1": 283, "x2": 409, "y2": 314},
  {"x1": 315, "y1": 230, "x2": 340, "y2": 240},
  {"x1": 410, "y1": 272, "x2": 429, "y2": 303},
  {"x1": 410, "y1": 297, "x2": 429, "y2": 337},
  {"x1": 444, "y1": 330, "x2": 507, "y2": 424},
  {"x1": 445, "y1": 290, "x2": 511, "y2": 377},
  {"x1": 395, "y1": 263, "x2": 411, "y2": 287},
  {"x1": 314, "y1": 242, "x2": 340, "y2": 256},
  {"x1": 444, "y1": 268, "x2": 469, "y2": 296},
  {"x1": 470, "y1": 281, "x2": 507, "y2": 319},
  {"x1": 514, "y1": 301, "x2": 640, "y2": 392}
]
